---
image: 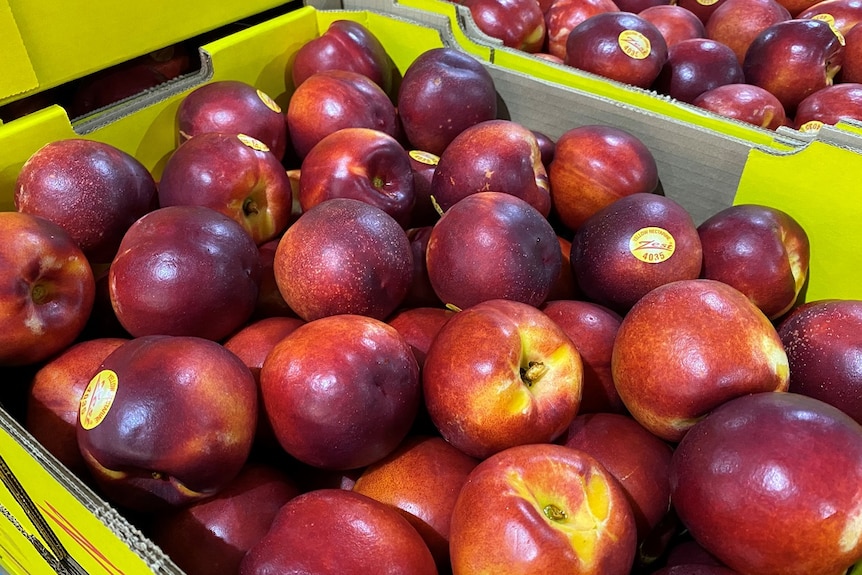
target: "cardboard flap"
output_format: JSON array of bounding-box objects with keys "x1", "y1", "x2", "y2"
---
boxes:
[
  {"x1": 734, "y1": 139, "x2": 862, "y2": 302},
  {"x1": 0, "y1": 0, "x2": 38, "y2": 105},
  {"x1": 2, "y1": 0, "x2": 296, "y2": 107},
  {"x1": 0, "y1": 413, "x2": 174, "y2": 574}
]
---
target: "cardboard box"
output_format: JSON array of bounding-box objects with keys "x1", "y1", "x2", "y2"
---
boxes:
[
  {"x1": 328, "y1": 0, "x2": 862, "y2": 153},
  {"x1": 0, "y1": 0, "x2": 298, "y2": 107},
  {"x1": 0, "y1": 7, "x2": 454, "y2": 574},
  {"x1": 318, "y1": 0, "x2": 862, "y2": 303},
  {"x1": 0, "y1": 4, "x2": 860, "y2": 573},
  {"x1": 0, "y1": 409, "x2": 180, "y2": 574}
]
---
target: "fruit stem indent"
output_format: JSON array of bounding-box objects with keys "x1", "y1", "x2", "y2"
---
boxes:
[
  {"x1": 544, "y1": 503, "x2": 567, "y2": 522},
  {"x1": 30, "y1": 283, "x2": 49, "y2": 304},
  {"x1": 521, "y1": 361, "x2": 548, "y2": 387},
  {"x1": 243, "y1": 197, "x2": 260, "y2": 216}
]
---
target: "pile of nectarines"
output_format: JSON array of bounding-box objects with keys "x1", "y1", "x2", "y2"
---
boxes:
[
  {"x1": 458, "y1": 0, "x2": 862, "y2": 131},
  {"x1": 3, "y1": 15, "x2": 862, "y2": 575}
]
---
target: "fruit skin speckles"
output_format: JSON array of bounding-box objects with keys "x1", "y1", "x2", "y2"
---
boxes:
[
  {"x1": 0, "y1": 211, "x2": 95, "y2": 367},
  {"x1": 611, "y1": 279, "x2": 789, "y2": 444},
  {"x1": 397, "y1": 47, "x2": 497, "y2": 156},
  {"x1": 778, "y1": 299, "x2": 862, "y2": 426},
  {"x1": 422, "y1": 298, "x2": 583, "y2": 461},
  {"x1": 670, "y1": 391, "x2": 862, "y2": 575},
  {"x1": 448, "y1": 443, "x2": 637, "y2": 575},
  {"x1": 14, "y1": 138, "x2": 157, "y2": 265},
  {"x1": 273, "y1": 198, "x2": 413, "y2": 322},
  {"x1": 425, "y1": 191, "x2": 561, "y2": 311}
]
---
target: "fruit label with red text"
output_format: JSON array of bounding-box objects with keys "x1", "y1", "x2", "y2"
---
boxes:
[
  {"x1": 618, "y1": 31, "x2": 652, "y2": 60},
  {"x1": 629, "y1": 227, "x2": 676, "y2": 263},
  {"x1": 79, "y1": 370, "x2": 118, "y2": 430}
]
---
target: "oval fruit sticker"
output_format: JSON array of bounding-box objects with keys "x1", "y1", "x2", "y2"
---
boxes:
[
  {"x1": 256, "y1": 88, "x2": 282, "y2": 114},
  {"x1": 618, "y1": 30, "x2": 652, "y2": 60},
  {"x1": 79, "y1": 369, "x2": 119, "y2": 430},
  {"x1": 409, "y1": 149, "x2": 440, "y2": 166},
  {"x1": 798, "y1": 120, "x2": 824, "y2": 133},
  {"x1": 237, "y1": 133, "x2": 270, "y2": 152},
  {"x1": 629, "y1": 227, "x2": 676, "y2": 263},
  {"x1": 811, "y1": 14, "x2": 846, "y2": 44}
]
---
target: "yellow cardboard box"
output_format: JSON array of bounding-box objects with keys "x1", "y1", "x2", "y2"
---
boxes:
[
  {"x1": 0, "y1": 0, "x2": 297, "y2": 106},
  {"x1": 333, "y1": 0, "x2": 862, "y2": 153},
  {"x1": 0, "y1": 411, "x2": 176, "y2": 574},
  {"x1": 0, "y1": 7, "x2": 450, "y2": 573},
  {"x1": 0, "y1": 4, "x2": 860, "y2": 573}
]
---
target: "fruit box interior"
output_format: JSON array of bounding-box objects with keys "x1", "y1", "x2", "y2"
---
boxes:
[
  {"x1": 0, "y1": 0, "x2": 298, "y2": 107},
  {"x1": 0, "y1": 3, "x2": 861, "y2": 573},
  {"x1": 320, "y1": 0, "x2": 862, "y2": 149},
  {"x1": 304, "y1": 0, "x2": 862, "y2": 304},
  {"x1": 1, "y1": 0, "x2": 860, "y2": 301}
]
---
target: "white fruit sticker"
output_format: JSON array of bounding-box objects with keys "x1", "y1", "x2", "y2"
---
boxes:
[
  {"x1": 618, "y1": 30, "x2": 652, "y2": 60},
  {"x1": 629, "y1": 227, "x2": 676, "y2": 263},
  {"x1": 237, "y1": 133, "x2": 270, "y2": 152},
  {"x1": 256, "y1": 88, "x2": 282, "y2": 113},
  {"x1": 409, "y1": 149, "x2": 440, "y2": 166},
  {"x1": 79, "y1": 369, "x2": 119, "y2": 430},
  {"x1": 696, "y1": 0, "x2": 720, "y2": 5}
]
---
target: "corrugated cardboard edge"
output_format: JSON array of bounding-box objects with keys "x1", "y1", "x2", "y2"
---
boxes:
[
  {"x1": 72, "y1": 54, "x2": 216, "y2": 135},
  {"x1": 487, "y1": 66, "x2": 755, "y2": 224},
  {"x1": 0, "y1": 9, "x2": 859, "y2": 574},
  {"x1": 0, "y1": 410, "x2": 183, "y2": 574}
]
